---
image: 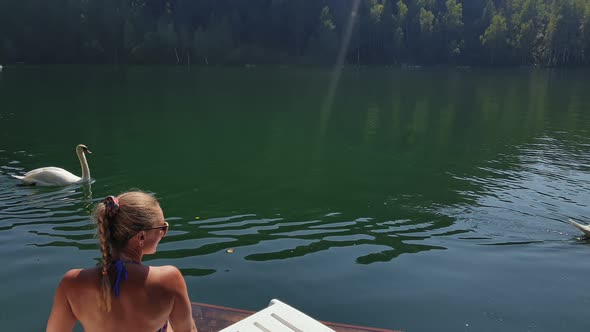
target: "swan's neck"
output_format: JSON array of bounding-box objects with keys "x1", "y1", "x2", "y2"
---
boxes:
[{"x1": 77, "y1": 150, "x2": 91, "y2": 181}]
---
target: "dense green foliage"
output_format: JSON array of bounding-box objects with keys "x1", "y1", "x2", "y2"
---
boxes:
[{"x1": 1, "y1": 0, "x2": 589, "y2": 66}]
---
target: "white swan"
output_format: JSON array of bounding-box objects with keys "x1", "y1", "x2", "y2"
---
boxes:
[
  {"x1": 569, "y1": 219, "x2": 590, "y2": 237},
  {"x1": 12, "y1": 144, "x2": 92, "y2": 186}
]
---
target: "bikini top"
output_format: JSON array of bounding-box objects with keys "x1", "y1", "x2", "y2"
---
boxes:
[{"x1": 110, "y1": 260, "x2": 168, "y2": 332}]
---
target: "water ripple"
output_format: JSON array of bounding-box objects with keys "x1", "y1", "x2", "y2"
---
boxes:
[
  {"x1": 5, "y1": 132, "x2": 586, "y2": 274},
  {"x1": 159, "y1": 209, "x2": 461, "y2": 266},
  {"x1": 451, "y1": 133, "x2": 590, "y2": 242}
]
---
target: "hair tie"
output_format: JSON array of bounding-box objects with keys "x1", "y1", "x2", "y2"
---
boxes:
[{"x1": 104, "y1": 195, "x2": 120, "y2": 219}]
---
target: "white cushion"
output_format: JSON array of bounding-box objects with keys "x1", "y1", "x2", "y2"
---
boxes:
[{"x1": 219, "y1": 299, "x2": 336, "y2": 332}]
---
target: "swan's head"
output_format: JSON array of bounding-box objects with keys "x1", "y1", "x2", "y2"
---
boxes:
[{"x1": 76, "y1": 144, "x2": 92, "y2": 154}]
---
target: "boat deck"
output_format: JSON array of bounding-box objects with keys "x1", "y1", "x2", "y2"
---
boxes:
[{"x1": 192, "y1": 302, "x2": 399, "y2": 332}]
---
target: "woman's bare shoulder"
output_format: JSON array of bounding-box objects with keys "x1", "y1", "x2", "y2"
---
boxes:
[
  {"x1": 150, "y1": 265, "x2": 183, "y2": 279},
  {"x1": 148, "y1": 265, "x2": 186, "y2": 290},
  {"x1": 58, "y1": 267, "x2": 99, "y2": 287}
]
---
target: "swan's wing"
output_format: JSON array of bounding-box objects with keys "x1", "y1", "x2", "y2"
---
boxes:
[
  {"x1": 21, "y1": 167, "x2": 80, "y2": 186},
  {"x1": 12, "y1": 174, "x2": 39, "y2": 185},
  {"x1": 569, "y1": 219, "x2": 590, "y2": 237},
  {"x1": 24, "y1": 167, "x2": 69, "y2": 177}
]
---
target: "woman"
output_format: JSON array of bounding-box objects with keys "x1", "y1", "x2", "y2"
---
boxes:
[{"x1": 46, "y1": 191, "x2": 198, "y2": 332}]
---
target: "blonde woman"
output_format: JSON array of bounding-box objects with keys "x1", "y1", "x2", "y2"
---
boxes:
[{"x1": 46, "y1": 191, "x2": 198, "y2": 332}]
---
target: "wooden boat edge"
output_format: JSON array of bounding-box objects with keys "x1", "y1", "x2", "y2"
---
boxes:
[{"x1": 191, "y1": 301, "x2": 400, "y2": 332}]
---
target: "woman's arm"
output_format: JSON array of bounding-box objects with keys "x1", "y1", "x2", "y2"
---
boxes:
[
  {"x1": 46, "y1": 270, "x2": 78, "y2": 332},
  {"x1": 166, "y1": 267, "x2": 198, "y2": 332}
]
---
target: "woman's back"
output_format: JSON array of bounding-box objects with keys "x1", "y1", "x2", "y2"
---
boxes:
[
  {"x1": 46, "y1": 192, "x2": 197, "y2": 332},
  {"x1": 63, "y1": 265, "x2": 181, "y2": 332}
]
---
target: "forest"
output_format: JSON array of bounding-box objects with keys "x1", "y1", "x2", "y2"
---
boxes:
[{"x1": 0, "y1": 0, "x2": 589, "y2": 66}]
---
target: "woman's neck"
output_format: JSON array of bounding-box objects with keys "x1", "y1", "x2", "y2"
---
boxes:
[{"x1": 116, "y1": 248, "x2": 143, "y2": 263}]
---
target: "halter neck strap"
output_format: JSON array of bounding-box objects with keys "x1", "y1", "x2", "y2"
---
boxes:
[{"x1": 111, "y1": 259, "x2": 140, "y2": 297}]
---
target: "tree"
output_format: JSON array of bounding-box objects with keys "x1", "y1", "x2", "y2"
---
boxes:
[
  {"x1": 507, "y1": 0, "x2": 546, "y2": 64},
  {"x1": 481, "y1": 0, "x2": 497, "y2": 29},
  {"x1": 419, "y1": 8, "x2": 435, "y2": 34},
  {"x1": 543, "y1": 0, "x2": 586, "y2": 65},
  {"x1": 0, "y1": 0, "x2": 589, "y2": 66},
  {"x1": 481, "y1": 13, "x2": 509, "y2": 64},
  {"x1": 393, "y1": 0, "x2": 409, "y2": 60},
  {"x1": 440, "y1": 0, "x2": 464, "y2": 60},
  {"x1": 583, "y1": 1, "x2": 590, "y2": 59},
  {"x1": 418, "y1": 7, "x2": 435, "y2": 61},
  {"x1": 309, "y1": 5, "x2": 339, "y2": 63},
  {"x1": 321, "y1": 5, "x2": 336, "y2": 31}
]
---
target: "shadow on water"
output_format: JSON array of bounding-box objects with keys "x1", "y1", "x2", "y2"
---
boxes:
[{"x1": 154, "y1": 209, "x2": 460, "y2": 265}]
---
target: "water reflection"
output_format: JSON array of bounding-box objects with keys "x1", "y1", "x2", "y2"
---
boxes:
[
  {"x1": 1, "y1": 68, "x2": 590, "y2": 276},
  {"x1": 0, "y1": 184, "x2": 93, "y2": 230}
]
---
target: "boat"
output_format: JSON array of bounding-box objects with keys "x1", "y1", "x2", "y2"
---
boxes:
[{"x1": 191, "y1": 299, "x2": 399, "y2": 332}]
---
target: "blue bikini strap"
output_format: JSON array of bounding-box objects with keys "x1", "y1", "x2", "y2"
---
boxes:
[
  {"x1": 112, "y1": 260, "x2": 127, "y2": 297},
  {"x1": 112, "y1": 259, "x2": 139, "y2": 297}
]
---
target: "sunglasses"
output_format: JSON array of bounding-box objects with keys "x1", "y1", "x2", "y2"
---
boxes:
[{"x1": 128, "y1": 221, "x2": 169, "y2": 239}]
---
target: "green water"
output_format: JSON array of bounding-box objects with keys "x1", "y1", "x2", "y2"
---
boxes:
[{"x1": 1, "y1": 66, "x2": 590, "y2": 331}]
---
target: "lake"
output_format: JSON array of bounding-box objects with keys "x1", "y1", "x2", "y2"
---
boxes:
[{"x1": 1, "y1": 66, "x2": 589, "y2": 331}]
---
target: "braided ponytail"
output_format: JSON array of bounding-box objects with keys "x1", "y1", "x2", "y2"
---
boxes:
[{"x1": 95, "y1": 203, "x2": 113, "y2": 312}]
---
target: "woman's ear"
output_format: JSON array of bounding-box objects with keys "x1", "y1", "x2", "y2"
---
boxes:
[{"x1": 139, "y1": 231, "x2": 146, "y2": 247}]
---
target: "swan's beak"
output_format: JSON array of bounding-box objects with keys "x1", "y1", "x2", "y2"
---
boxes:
[{"x1": 86, "y1": 149, "x2": 92, "y2": 154}]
